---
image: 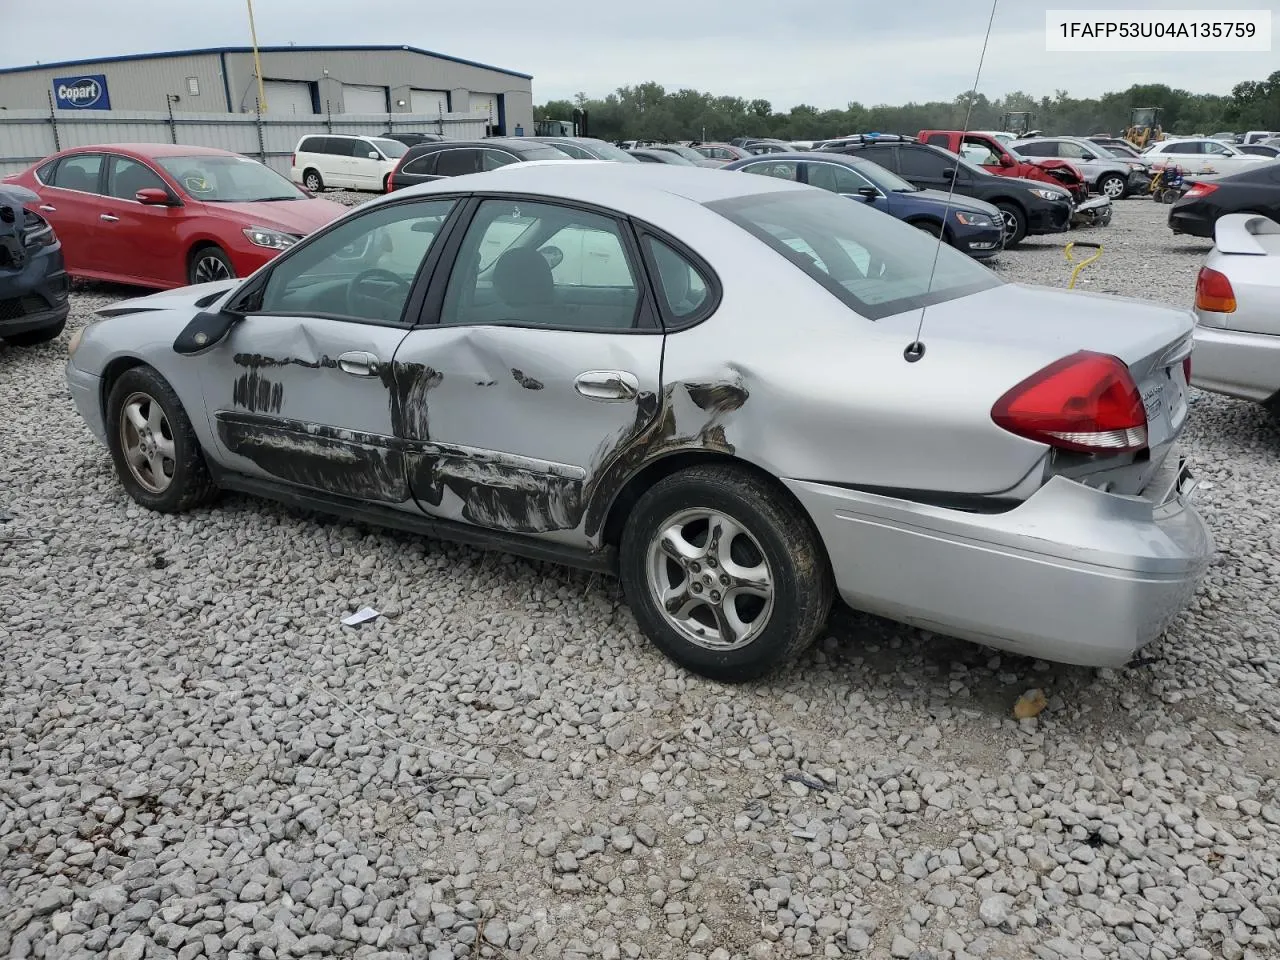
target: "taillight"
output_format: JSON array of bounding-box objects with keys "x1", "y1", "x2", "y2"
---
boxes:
[
  {"x1": 992, "y1": 351, "x2": 1148, "y2": 454},
  {"x1": 1195, "y1": 266, "x2": 1236, "y2": 313},
  {"x1": 1183, "y1": 182, "x2": 1217, "y2": 199},
  {"x1": 1183, "y1": 355, "x2": 1192, "y2": 384}
]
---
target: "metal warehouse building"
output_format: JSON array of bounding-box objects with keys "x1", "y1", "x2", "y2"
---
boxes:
[{"x1": 0, "y1": 44, "x2": 533, "y2": 136}]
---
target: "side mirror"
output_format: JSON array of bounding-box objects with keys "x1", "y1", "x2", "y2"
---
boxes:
[
  {"x1": 172, "y1": 309, "x2": 243, "y2": 355},
  {"x1": 857, "y1": 186, "x2": 878, "y2": 199},
  {"x1": 136, "y1": 188, "x2": 173, "y2": 205},
  {"x1": 999, "y1": 155, "x2": 1015, "y2": 168},
  {"x1": 842, "y1": 193, "x2": 870, "y2": 203},
  {"x1": 942, "y1": 167, "x2": 958, "y2": 180},
  {"x1": 368, "y1": 151, "x2": 380, "y2": 160},
  {"x1": 1081, "y1": 153, "x2": 1096, "y2": 161}
]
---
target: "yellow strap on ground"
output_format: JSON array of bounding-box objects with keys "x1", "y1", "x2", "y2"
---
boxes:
[{"x1": 1064, "y1": 242, "x2": 1103, "y2": 289}]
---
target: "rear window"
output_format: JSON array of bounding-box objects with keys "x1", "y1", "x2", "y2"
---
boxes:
[
  {"x1": 706, "y1": 190, "x2": 1002, "y2": 320},
  {"x1": 520, "y1": 144, "x2": 575, "y2": 161},
  {"x1": 371, "y1": 138, "x2": 408, "y2": 158}
]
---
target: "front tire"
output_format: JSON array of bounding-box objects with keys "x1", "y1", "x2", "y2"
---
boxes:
[
  {"x1": 105, "y1": 367, "x2": 218, "y2": 513},
  {"x1": 188, "y1": 246, "x2": 235, "y2": 286},
  {"x1": 995, "y1": 202, "x2": 1027, "y2": 247},
  {"x1": 619, "y1": 464, "x2": 834, "y2": 683},
  {"x1": 912, "y1": 219, "x2": 943, "y2": 240},
  {"x1": 1098, "y1": 173, "x2": 1127, "y2": 200},
  {"x1": 4, "y1": 318, "x2": 65, "y2": 346}
]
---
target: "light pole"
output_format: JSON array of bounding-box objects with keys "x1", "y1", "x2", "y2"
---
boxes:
[{"x1": 246, "y1": 0, "x2": 268, "y2": 113}]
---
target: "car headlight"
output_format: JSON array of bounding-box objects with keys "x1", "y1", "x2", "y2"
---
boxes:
[
  {"x1": 67, "y1": 325, "x2": 84, "y2": 357},
  {"x1": 242, "y1": 226, "x2": 300, "y2": 250},
  {"x1": 1030, "y1": 188, "x2": 1069, "y2": 201},
  {"x1": 21, "y1": 210, "x2": 56, "y2": 248},
  {"x1": 954, "y1": 211, "x2": 996, "y2": 226}
]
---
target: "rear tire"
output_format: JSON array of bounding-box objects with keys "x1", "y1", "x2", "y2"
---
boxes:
[
  {"x1": 619, "y1": 464, "x2": 834, "y2": 683},
  {"x1": 304, "y1": 169, "x2": 324, "y2": 192},
  {"x1": 188, "y1": 245, "x2": 234, "y2": 286},
  {"x1": 382, "y1": 173, "x2": 392, "y2": 193},
  {"x1": 995, "y1": 202, "x2": 1027, "y2": 247},
  {"x1": 4, "y1": 318, "x2": 65, "y2": 346},
  {"x1": 105, "y1": 366, "x2": 218, "y2": 513}
]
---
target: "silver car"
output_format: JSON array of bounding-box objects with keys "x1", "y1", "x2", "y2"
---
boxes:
[
  {"x1": 64, "y1": 163, "x2": 1211, "y2": 681},
  {"x1": 1189, "y1": 213, "x2": 1280, "y2": 417},
  {"x1": 1012, "y1": 136, "x2": 1140, "y2": 199}
]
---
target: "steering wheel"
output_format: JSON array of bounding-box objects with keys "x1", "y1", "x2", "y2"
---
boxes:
[{"x1": 347, "y1": 268, "x2": 411, "y2": 321}]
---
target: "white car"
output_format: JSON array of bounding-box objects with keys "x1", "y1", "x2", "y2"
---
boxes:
[
  {"x1": 290, "y1": 134, "x2": 410, "y2": 194},
  {"x1": 1142, "y1": 138, "x2": 1273, "y2": 177},
  {"x1": 1189, "y1": 213, "x2": 1280, "y2": 418}
]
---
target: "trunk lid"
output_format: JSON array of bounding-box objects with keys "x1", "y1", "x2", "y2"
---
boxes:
[{"x1": 883, "y1": 282, "x2": 1195, "y2": 496}]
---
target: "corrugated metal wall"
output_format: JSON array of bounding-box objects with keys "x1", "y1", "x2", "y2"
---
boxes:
[{"x1": 0, "y1": 109, "x2": 491, "y2": 177}]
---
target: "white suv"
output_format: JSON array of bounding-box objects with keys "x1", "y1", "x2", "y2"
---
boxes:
[
  {"x1": 291, "y1": 135, "x2": 409, "y2": 193},
  {"x1": 1142, "y1": 138, "x2": 1274, "y2": 177}
]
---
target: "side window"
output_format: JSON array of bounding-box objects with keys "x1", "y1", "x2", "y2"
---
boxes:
[
  {"x1": 552, "y1": 142, "x2": 591, "y2": 159},
  {"x1": 106, "y1": 156, "x2": 169, "y2": 200},
  {"x1": 1056, "y1": 141, "x2": 1085, "y2": 159},
  {"x1": 896, "y1": 147, "x2": 949, "y2": 178},
  {"x1": 35, "y1": 159, "x2": 59, "y2": 185},
  {"x1": 440, "y1": 198, "x2": 640, "y2": 331},
  {"x1": 436, "y1": 149, "x2": 481, "y2": 177},
  {"x1": 961, "y1": 137, "x2": 1001, "y2": 165},
  {"x1": 402, "y1": 152, "x2": 438, "y2": 177},
  {"x1": 924, "y1": 134, "x2": 949, "y2": 147},
  {"x1": 743, "y1": 161, "x2": 798, "y2": 181},
  {"x1": 482, "y1": 150, "x2": 518, "y2": 171},
  {"x1": 328, "y1": 138, "x2": 357, "y2": 157},
  {"x1": 1204, "y1": 142, "x2": 1231, "y2": 156},
  {"x1": 1015, "y1": 141, "x2": 1047, "y2": 156},
  {"x1": 806, "y1": 163, "x2": 873, "y2": 194},
  {"x1": 645, "y1": 236, "x2": 710, "y2": 321},
  {"x1": 50, "y1": 153, "x2": 103, "y2": 193},
  {"x1": 257, "y1": 199, "x2": 456, "y2": 323},
  {"x1": 1173, "y1": 142, "x2": 1201, "y2": 155},
  {"x1": 298, "y1": 137, "x2": 320, "y2": 154}
]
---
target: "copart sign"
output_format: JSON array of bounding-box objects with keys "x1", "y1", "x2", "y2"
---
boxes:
[{"x1": 53, "y1": 75, "x2": 111, "y2": 110}]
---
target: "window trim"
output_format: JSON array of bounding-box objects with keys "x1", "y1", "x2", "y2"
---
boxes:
[
  {"x1": 415, "y1": 191, "x2": 662, "y2": 335},
  {"x1": 227, "y1": 194, "x2": 469, "y2": 329},
  {"x1": 44, "y1": 151, "x2": 109, "y2": 196}
]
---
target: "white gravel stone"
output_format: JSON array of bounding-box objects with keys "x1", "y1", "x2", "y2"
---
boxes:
[{"x1": 1, "y1": 199, "x2": 1277, "y2": 960}]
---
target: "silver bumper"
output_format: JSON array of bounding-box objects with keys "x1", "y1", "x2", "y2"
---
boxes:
[
  {"x1": 1191, "y1": 324, "x2": 1280, "y2": 403},
  {"x1": 786, "y1": 456, "x2": 1212, "y2": 667},
  {"x1": 66, "y1": 359, "x2": 106, "y2": 446}
]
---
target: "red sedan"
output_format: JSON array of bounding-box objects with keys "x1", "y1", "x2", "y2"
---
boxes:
[{"x1": 3, "y1": 144, "x2": 346, "y2": 289}]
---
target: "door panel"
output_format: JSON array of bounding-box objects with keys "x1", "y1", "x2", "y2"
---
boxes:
[
  {"x1": 101, "y1": 155, "x2": 188, "y2": 285},
  {"x1": 198, "y1": 197, "x2": 458, "y2": 504},
  {"x1": 394, "y1": 196, "x2": 664, "y2": 542},
  {"x1": 38, "y1": 153, "x2": 109, "y2": 274}
]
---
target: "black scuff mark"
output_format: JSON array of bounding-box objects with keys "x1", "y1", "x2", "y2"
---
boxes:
[
  {"x1": 217, "y1": 416, "x2": 409, "y2": 503},
  {"x1": 409, "y1": 453, "x2": 582, "y2": 533},
  {"x1": 475, "y1": 379, "x2": 497, "y2": 387},
  {"x1": 233, "y1": 352, "x2": 338, "y2": 371},
  {"x1": 380, "y1": 362, "x2": 443, "y2": 441},
  {"x1": 685, "y1": 380, "x2": 748, "y2": 413},
  {"x1": 232, "y1": 370, "x2": 284, "y2": 414},
  {"x1": 510, "y1": 368, "x2": 545, "y2": 391}
]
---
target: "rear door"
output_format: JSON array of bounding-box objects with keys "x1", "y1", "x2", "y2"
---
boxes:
[
  {"x1": 435, "y1": 148, "x2": 483, "y2": 179},
  {"x1": 35, "y1": 152, "x2": 111, "y2": 274},
  {"x1": 389, "y1": 195, "x2": 667, "y2": 541}
]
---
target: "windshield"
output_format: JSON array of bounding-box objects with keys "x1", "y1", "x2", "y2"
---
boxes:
[
  {"x1": 156, "y1": 155, "x2": 306, "y2": 202},
  {"x1": 707, "y1": 190, "x2": 1001, "y2": 321},
  {"x1": 371, "y1": 138, "x2": 408, "y2": 158},
  {"x1": 581, "y1": 140, "x2": 640, "y2": 162},
  {"x1": 522, "y1": 144, "x2": 576, "y2": 160},
  {"x1": 850, "y1": 159, "x2": 918, "y2": 193}
]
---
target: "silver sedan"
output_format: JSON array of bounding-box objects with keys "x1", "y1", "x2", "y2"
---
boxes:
[
  {"x1": 1189, "y1": 213, "x2": 1280, "y2": 417},
  {"x1": 65, "y1": 163, "x2": 1211, "y2": 681}
]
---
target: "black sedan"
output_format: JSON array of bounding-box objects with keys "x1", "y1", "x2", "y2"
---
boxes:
[
  {"x1": 0, "y1": 183, "x2": 70, "y2": 347},
  {"x1": 383, "y1": 132, "x2": 449, "y2": 148},
  {"x1": 1170, "y1": 163, "x2": 1280, "y2": 238},
  {"x1": 387, "y1": 138, "x2": 571, "y2": 190},
  {"x1": 722, "y1": 152, "x2": 1004, "y2": 258}
]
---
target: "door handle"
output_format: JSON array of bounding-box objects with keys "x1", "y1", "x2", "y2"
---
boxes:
[
  {"x1": 337, "y1": 351, "x2": 380, "y2": 377},
  {"x1": 575, "y1": 370, "x2": 639, "y2": 402},
  {"x1": 100, "y1": 214, "x2": 119, "y2": 223},
  {"x1": 39, "y1": 204, "x2": 56, "y2": 212}
]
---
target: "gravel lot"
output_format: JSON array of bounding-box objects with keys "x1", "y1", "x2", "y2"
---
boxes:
[{"x1": 3, "y1": 195, "x2": 1280, "y2": 960}]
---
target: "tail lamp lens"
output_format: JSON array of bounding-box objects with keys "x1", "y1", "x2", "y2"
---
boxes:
[{"x1": 1195, "y1": 267, "x2": 1236, "y2": 313}]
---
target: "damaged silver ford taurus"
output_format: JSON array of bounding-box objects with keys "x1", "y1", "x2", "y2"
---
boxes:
[{"x1": 65, "y1": 161, "x2": 1212, "y2": 681}]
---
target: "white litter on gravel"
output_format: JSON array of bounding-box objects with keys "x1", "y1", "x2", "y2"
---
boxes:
[{"x1": 2, "y1": 198, "x2": 1278, "y2": 960}]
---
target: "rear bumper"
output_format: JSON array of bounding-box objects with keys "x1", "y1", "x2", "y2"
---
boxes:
[
  {"x1": 786, "y1": 456, "x2": 1212, "y2": 667},
  {"x1": 1169, "y1": 208, "x2": 1212, "y2": 237},
  {"x1": 1191, "y1": 323, "x2": 1280, "y2": 403}
]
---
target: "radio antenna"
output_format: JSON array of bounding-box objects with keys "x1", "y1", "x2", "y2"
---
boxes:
[{"x1": 905, "y1": 0, "x2": 1002, "y2": 363}]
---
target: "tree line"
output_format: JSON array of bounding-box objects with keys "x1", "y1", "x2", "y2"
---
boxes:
[{"x1": 535, "y1": 73, "x2": 1280, "y2": 144}]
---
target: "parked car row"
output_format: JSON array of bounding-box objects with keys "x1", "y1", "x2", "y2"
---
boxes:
[{"x1": 61, "y1": 159, "x2": 1211, "y2": 682}]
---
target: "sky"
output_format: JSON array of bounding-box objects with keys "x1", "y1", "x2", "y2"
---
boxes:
[{"x1": 2, "y1": 0, "x2": 1277, "y2": 109}]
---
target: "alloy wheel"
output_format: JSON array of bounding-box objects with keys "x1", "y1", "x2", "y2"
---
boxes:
[
  {"x1": 119, "y1": 392, "x2": 175, "y2": 494},
  {"x1": 192, "y1": 254, "x2": 231, "y2": 284},
  {"x1": 1101, "y1": 176, "x2": 1126, "y2": 199},
  {"x1": 645, "y1": 508, "x2": 775, "y2": 651},
  {"x1": 1001, "y1": 210, "x2": 1020, "y2": 241}
]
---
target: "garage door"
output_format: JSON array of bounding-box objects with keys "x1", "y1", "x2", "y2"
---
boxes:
[
  {"x1": 260, "y1": 80, "x2": 314, "y2": 115},
  {"x1": 410, "y1": 88, "x2": 448, "y2": 115},
  {"x1": 342, "y1": 84, "x2": 387, "y2": 114},
  {"x1": 469, "y1": 92, "x2": 497, "y2": 121}
]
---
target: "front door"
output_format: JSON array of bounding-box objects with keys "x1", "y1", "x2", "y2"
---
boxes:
[
  {"x1": 198, "y1": 195, "x2": 460, "y2": 506},
  {"x1": 100, "y1": 153, "x2": 189, "y2": 286},
  {"x1": 390, "y1": 196, "x2": 665, "y2": 542},
  {"x1": 801, "y1": 160, "x2": 885, "y2": 210}
]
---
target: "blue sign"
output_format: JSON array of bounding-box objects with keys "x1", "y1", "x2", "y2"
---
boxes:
[{"x1": 53, "y1": 74, "x2": 111, "y2": 110}]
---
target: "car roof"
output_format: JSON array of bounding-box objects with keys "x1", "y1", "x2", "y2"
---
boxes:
[
  {"x1": 732, "y1": 151, "x2": 864, "y2": 166},
  {"x1": 56, "y1": 142, "x2": 236, "y2": 158},
  {"x1": 385, "y1": 159, "x2": 803, "y2": 213}
]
